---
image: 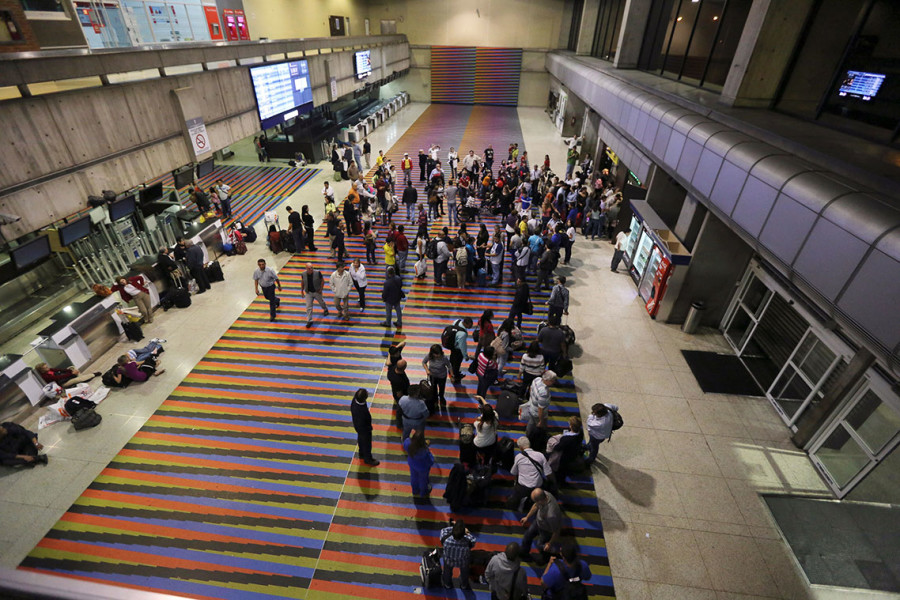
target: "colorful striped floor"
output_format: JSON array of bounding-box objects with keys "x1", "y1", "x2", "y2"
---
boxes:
[
  {"x1": 20, "y1": 106, "x2": 615, "y2": 600},
  {"x1": 153, "y1": 164, "x2": 319, "y2": 229}
]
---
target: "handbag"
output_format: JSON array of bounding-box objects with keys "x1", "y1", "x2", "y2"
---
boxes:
[{"x1": 524, "y1": 300, "x2": 534, "y2": 315}]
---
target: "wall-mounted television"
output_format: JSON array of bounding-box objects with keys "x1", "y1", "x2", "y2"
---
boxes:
[
  {"x1": 109, "y1": 194, "x2": 136, "y2": 221},
  {"x1": 172, "y1": 166, "x2": 195, "y2": 189},
  {"x1": 196, "y1": 158, "x2": 215, "y2": 179},
  {"x1": 838, "y1": 71, "x2": 886, "y2": 101},
  {"x1": 11, "y1": 236, "x2": 51, "y2": 271},
  {"x1": 59, "y1": 217, "x2": 92, "y2": 246},
  {"x1": 355, "y1": 50, "x2": 372, "y2": 80},
  {"x1": 249, "y1": 59, "x2": 315, "y2": 129},
  {"x1": 139, "y1": 182, "x2": 164, "y2": 204}
]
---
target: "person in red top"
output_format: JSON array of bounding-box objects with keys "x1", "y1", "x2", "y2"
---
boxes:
[
  {"x1": 394, "y1": 225, "x2": 410, "y2": 274},
  {"x1": 476, "y1": 309, "x2": 495, "y2": 354},
  {"x1": 111, "y1": 275, "x2": 153, "y2": 323},
  {"x1": 35, "y1": 363, "x2": 100, "y2": 386},
  {"x1": 476, "y1": 346, "x2": 499, "y2": 397}
]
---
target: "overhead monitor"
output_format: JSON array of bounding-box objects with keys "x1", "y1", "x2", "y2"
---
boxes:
[
  {"x1": 196, "y1": 158, "x2": 215, "y2": 179},
  {"x1": 58, "y1": 217, "x2": 92, "y2": 246},
  {"x1": 139, "y1": 182, "x2": 164, "y2": 204},
  {"x1": 838, "y1": 71, "x2": 886, "y2": 101},
  {"x1": 249, "y1": 59, "x2": 314, "y2": 129},
  {"x1": 11, "y1": 236, "x2": 51, "y2": 271},
  {"x1": 172, "y1": 166, "x2": 195, "y2": 189},
  {"x1": 355, "y1": 50, "x2": 372, "y2": 80},
  {"x1": 109, "y1": 194, "x2": 136, "y2": 221}
]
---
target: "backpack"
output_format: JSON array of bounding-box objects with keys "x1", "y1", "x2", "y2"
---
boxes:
[
  {"x1": 71, "y1": 408, "x2": 102, "y2": 431},
  {"x1": 441, "y1": 321, "x2": 464, "y2": 350},
  {"x1": 555, "y1": 561, "x2": 588, "y2": 600},
  {"x1": 102, "y1": 365, "x2": 130, "y2": 388},
  {"x1": 611, "y1": 408, "x2": 624, "y2": 432},
  {"x1": 425, "y1": 238, "x2": 439, "y2": 260}
]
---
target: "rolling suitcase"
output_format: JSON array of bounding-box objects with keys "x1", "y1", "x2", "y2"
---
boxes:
[
  {"x1": 420, "y1": 548, "x2": 442, "y2": 589},
  {"x1": 281, "y1": 230, "x2": 296, "y2": 253},
  {"x1": 497, "y1": 390, "x2": 520, "y2": 419},
  {"x1": 444, "y1": 271, "x2": 458, "y2": 288},
  {"x1": 173, "y1": 288, "x2": 192, "y2": 308},
  {"x1": 206, "y1": 260, "x2": 224, "y2": 282},
  {"x1": 554, "y1": 357, "x2": 573, "y2": 377},
  {"x1": 497, "y1": 437, "x2": 515, "y2": 472}
]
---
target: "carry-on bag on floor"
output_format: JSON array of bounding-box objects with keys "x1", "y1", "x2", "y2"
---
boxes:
[
  {"x1": 497, "y1": 436, "x2": 515, "y2": 472},
  {"x1": 206, "y1": 260, "x2": 224, "y2": 282},
  {"x1": 554, "y1": 357, "x2": 573, "y2": 377},
  {"x1": 122, "y1": 321, "x2": 143, "y2": 342},
  {"x1": 444, "y1": 271, "x2": 458, "y2": 288},
  {"x1": 281, "y1": 230, "x2": 297, "y2": 253},
  {"x1": 497, "y1": 390, "x2": 520, "y2": 419},
  {"x1": 71, "y1": 408, "x2": 102, "y2": 431},
  {"x1": 420, "y1": 548, "x2": 442, "y2": 589},
  {"x1": 173, "y1": 288, "x2": 192, "y2": 308}
]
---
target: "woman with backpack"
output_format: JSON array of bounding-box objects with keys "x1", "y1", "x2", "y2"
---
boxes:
[
  {"x1": 473, "y1": 397, "x2": 498, "y2": 466},
  {"x1": 586, "y1": 402, "x2": 620, "y2": 465}
]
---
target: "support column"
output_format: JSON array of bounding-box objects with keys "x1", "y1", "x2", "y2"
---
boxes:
[
  {"x1": 719, "y1": 0, "x2": 816, "y2": 108},
  {"x1": 576, "y1": 0, "x2": 602, "y2": 56},
  {"x1": 613, "y1": 0, "x2": 653, "y2": 69},
  {"x1": 645, "y1": 168, "x2": 686, "y2": 231}
]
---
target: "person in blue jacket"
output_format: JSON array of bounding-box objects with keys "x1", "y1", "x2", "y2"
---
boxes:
[{"x1": 403, "y1": 428, "x2": 435, "y2": 498}]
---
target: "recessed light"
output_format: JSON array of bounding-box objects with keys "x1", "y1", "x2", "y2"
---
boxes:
[
  {"x1": 713, "y1": 15, "x2": 719, "y2": 20},
  {"x1": 676, "y1": 16, "x2": 684, "y2": 21}
]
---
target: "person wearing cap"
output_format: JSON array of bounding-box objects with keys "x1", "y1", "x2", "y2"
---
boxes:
[
  {"x1": 401, "y1": 152, "x2": 413, "y2": 186},
  {"x1": 522, "y1": 370, "x2": 557, "y2": 437}
]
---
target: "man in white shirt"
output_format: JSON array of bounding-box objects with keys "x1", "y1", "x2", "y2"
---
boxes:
[
  {"x1": 429, "y1": 144, "x2": 440, "y2": 162},
  {"x1": 214, "y1": 179, "x2": 232, "y2": 218},
  {"x1": 611, "y1": 228, "x2": 631, "y2": 272},
  {"x1": 462, "y1": 150, "x2": 480, "y2": 176},
  {"x1": 322, "y1": 181, "x2": 335, "y2": 203},
  {"x1": 508, "y1": 437, "x2": 553, "y2": 510},
  {"x1": 329, "y1": 262, "x2": 353, "y2": 320}
]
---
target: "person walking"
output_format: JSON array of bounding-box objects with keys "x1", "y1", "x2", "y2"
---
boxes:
[
  {"x1": 332, "y1": 221, "x2": 347, "y2": 264},
  {"x1": 299, "y1": 263, "x2": 329, "y2": 328},
  {"x1": 586, "y1": 402, "x2": 620, "y2": 464},
  {"x1": 519, "y1": 341, "x2": 546, "y2": 390},
  {"x1": 440, "y1": 519, "x2": 477, "y2": 590},
  {"x1": 540, "y1": 543, "x2": 592, "y2": 599},
  {"x1": 185, "y1": 241, "x2": 210, "y2": 294},
  {"x1": 476, "y1": 346, "x2": 499, "y2": 397},
  {"x1": 363, "y1": 138, "x2": 371, "y2": 169},
  {"x1": 252, "y1": 259, "x2": 282, "y2": 322},
  {"x1": 395, "y1": 225, "x2": 409, "y2": 273},
  {"x1": 422, "y1": 344, "x2": 452, "y2": 408},
  {"x1": 485, "y1": 543, "x2": 529, "y2": 600},
  {"x1": 520, "y1": 488, "x2": 563, "y2": 562},
  {"x1": 547, "y1": 276, "x2": 569, "y2": 324},
  {"x1": 301, "y1": 205, "x2": 317, "y2": 251},
  {"x1": 509, "y1": 279, "x2": 531, "y2": 329},
  {"x1": 507, "y1": 437, "x2": 552, "y2": 511},
  {"x1": 349, "y1": 257, "x2": 368, "y2": 310},
  {"x1": 523, "y1": 371, "x2": 557, "y2": 437},
  {"x1": 402, "y1": 180, "x2": 417, "y2": 222},
  {"x1": 381, "y1": 266, "x2": 404, "y2": 329},
  {"x1": 351, "y1": 388, "x2": 380, "y2": 466},
  {"x1": 404, "y1": 428, "x2": 435, "y2": 498},
  {"x1": 401, "y1": 152, "x2": 413, "y2": 186},
  {"x1": 329, "y1": 262, "x2": 352, "y2": 320},
  {"x1": 611, "y1": 228, "x2": 631, "y2": 272},
  {"x1": 287, "y1": 205, "x2": 304, "y2": 255},
  {"x1": 418, "y1": 149, "x2": 428, "y2": 182}
]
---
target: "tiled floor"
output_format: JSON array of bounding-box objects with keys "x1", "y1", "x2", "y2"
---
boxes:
[{"x1": 0, "y1": 101, "x2": 875, "y2": 600}]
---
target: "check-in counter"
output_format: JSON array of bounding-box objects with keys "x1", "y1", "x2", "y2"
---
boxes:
[
  {"x1": 32, "y1": 295, "x2": 121, "y2": 374},
  {"x1": 0, "y1": 354, "x2": 46, "y2": 412},
  {"x1": 183, "y1": 219, "x2": 223, "y2": 262}
]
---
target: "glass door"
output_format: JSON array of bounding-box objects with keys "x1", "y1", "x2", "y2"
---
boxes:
[
  {"x1": 810, "y1": 377, "x2": 900, "y2": 498},
  {"x1": 767, "y1": 329, "x2": 845, "y2": 428},
  {"x1": 723, "y1": 270, "x2": 774, "y2": 355}
]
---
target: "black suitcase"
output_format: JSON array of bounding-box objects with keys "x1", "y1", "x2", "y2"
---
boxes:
[
  {"x1": 554, "y1": 357, "x2": 573, "y2": 377},
  {"x1": 281, "y1": 229, "x2": 297, "y2": 253},
  {"x1": 528, "y1": 426, "x2": 549, "y2": 454},
  {"x1": 497, "y1": 437, "x2": 515, "y2": 472},
  {"x1": 497, "y1": 390, "x2": 520, "y2": 419},
  {"x1": 71, "y1": 408, "x2": 102, "y2": 431},
  {"x1": 206, "y1": 260, "x2": 224, "y2": 282},
  {"x1": 420, "y1": 379, "x2": 436, "y2": 415},
  {"x1": 420, "y1": 548, "x2": 442, "y2": 589},
  {"x1": 444, "y1": 271, "x2": 458, "y2": 287},
  {"x1": 173, "y1": 288, "x2": 192, "y2": 308},
  {"x1": 122, "y1": 321, "x2": 143, "y2": 341}
]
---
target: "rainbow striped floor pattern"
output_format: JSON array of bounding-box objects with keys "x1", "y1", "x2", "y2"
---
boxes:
[
  {"x1": 154, "y1": 164, "x2": 319, "y2": 229},
  {"x1": 20, "y1": 105, "x2": 616, "y2": 600}
]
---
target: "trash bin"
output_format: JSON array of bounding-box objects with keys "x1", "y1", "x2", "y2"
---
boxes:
[{"x1": 682, "y1": 301, "x2": 705, "y2": 334}]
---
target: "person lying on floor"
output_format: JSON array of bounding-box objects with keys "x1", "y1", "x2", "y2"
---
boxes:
[
  {"x1": 127, "y1": 338, "x2": 166, "y2": 362},
  {"x1": 111, "y1": 351, "x2": 166, "y2": 385},
  {"x1": 35, "y1": 363, "x2": 100, "y2": 386},
  {"x1": 0, "y1": 422, "x2": 48, "y2": 467}
]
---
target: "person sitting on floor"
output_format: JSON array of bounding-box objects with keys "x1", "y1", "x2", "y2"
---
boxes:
[
  {"x1": 35, "y1": 363, "x2": 100, "y2": 386},
  {"x1": 110, "y1": 352, "x2": 165, "y2": 386},
  {"x1": 0, "y1": 422, "x2": 48, "y2": 467}
]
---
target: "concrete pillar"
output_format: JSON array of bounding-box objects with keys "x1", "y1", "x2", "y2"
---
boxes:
[
  {"x1": 171, "y1": 87, "x2": 214, "y2": 162},
  {"x1": 673, "y1": 194, "x2": 707, "y2": 252},
  {"x1": 576, "y1": 0, "x2": 602, "y2": 55},
  {"x1": 613, "y1": 0, "x2": 653, "y2": 69},
  {"x1": 645, "y1": 168, "x2": 686, "y2": 230},
  {"x1": 720, "y1": 0, "x2": 816, "y2": 108}
]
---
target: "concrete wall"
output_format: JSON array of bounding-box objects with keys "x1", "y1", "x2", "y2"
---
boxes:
[
  {"x1": 242, "y1": 0, "x2": 370, "y2": 40},
  {"x1": 0, "y1": 39, "x2": 409, "y2": 240}
]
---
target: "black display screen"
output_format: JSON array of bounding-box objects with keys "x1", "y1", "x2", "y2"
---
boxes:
[
  {"x1": 196, "y1": 158, "x2": 215, "y2": 179},
  {"x1": 59, "y1": 216, "x2": 92, "y2": 246},
  {"x1": 173, "y1": 167, "x2": 195, "y2": 189},
  {"x1": 140, "y1": 182, "x2": 164, "y2": 204},
  {"x1": 11, "y1": 235, "x2": 51, "y2": 270},
  {"x1": 109, "y1": 195, "x2": 136, "y2": 221}
]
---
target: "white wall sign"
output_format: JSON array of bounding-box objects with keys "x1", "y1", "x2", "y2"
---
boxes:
[
  {"x1": 186, "y1": 116, "x2": 210, "y2": 157},
  {"x1": 330, "y1": 76, "x2": 338, "y2": 101}
]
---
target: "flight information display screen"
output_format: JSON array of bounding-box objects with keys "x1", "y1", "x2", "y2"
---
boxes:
[
  {"x1": 355, "y1": 50, "x2": 372, "y2": 79},
  {"x1": 838, "y1": 71, "x2": 886, "y2": 101},
  {"x1": 249, "y1": 60, "x2": 314, "y2": 129}
]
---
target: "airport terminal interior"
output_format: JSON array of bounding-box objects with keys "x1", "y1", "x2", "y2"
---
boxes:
[{"x1": 0, "y1": 1, "x2": 899, "y2": 599}]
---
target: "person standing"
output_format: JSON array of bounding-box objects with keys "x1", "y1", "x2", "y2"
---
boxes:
[
  {"x1": 454, "y1": 240, "x2": 468, "y2": 290},
  {"x1": 535, "y1": 246, "x2": 559, "y2": 292},
  {"x1": 448, "y1": 147, "x2": 459, "y2": 180},
  {"x1": 401, "y1": 152, "x2": 413, "y2": 186},
  {"x1": 434, "y1": 229, "x2": 452, "y2": 285},
  {"x1": 440, "y1": 519, "x2": 477, "y2": 590},
  {"x1": 394, "y1": 225, "x2": 409, "y2": 273},
  {"x1": 183, "y1": 241, "x2": 210, "y2": 295},
  {"x1": 476, "y1": 346, "x2": 499, "y2": 397},
  {"x1": 402, "y1": 180, "x2": 418, "y2": 222},
  {"x1": 214, "y1": 179, "x2": 232, "y2": 219},
  {"x1": 363, "y1": 138, "x2": 371, "y2": 169},
  {"x1": 488, "y1": 233, "x2": 505, "y2": 286},
  {"x1": 523, "y1": 370, "x2": 557, "y2": 437},
  {"x1": 519, "y1": 341, "x2": 546, "y2": 390},
  {"x1": 540, "y1": 543, "x2": 591, "y2": 599},
  {"x1": 329, "y1": 262, "x2": 353, "y2": 321},
  {"x1": 381, "y1": 266, "x2": 404, "y2": 329},
  {"x1": 252, "y1": 259, "x2": 282, "y2": 322},
  {"x1": 332, "y1": 221, "x2": 347, "y2": 264},
  {"x1": 586, "y1": 402, "x2": 620, "y2": 464},
  {"x1": 286, "y1": 206, "x2": 304, "y2": 255},
  {"x1": 388, "y1": 358, "x2": 411, "y2": 404},
  {"x1": 507, "y1": 437, "x2": 552, "y2": 510},
  {"x1": 448, "y1": 316, "x2": 473, "y2": 383},
  {"x1": 611, "y1": 228, "x2": 631, "y2": 272},
  {"x1": 351, "y1": 388, "x2": 379, "y2": 466},
  {"x1": 509, "y1": 279, "x2": 531, "y2": 329},
  {"x1": 521, "y1": 488, "x2": 563, "y2": 562},
  {"x1": 353, "y1": 141, "x2": 363, "y2": 172},
  {"x1": 418, "y1": 149, "x2": 428, "y2": 182},
  {"x1": 485, "y1": 543, "x2": 529, "y2": 600},
  {"x1": 349, "y1": 257, "x2": 368, "y2": 310},
  {"x1": 445, "y1": 179, "x2": 458, "y2": 227},
  {"x1": 403, "y1": 428, "x2": 435, "y2": 497},
  {"x1": 484, "y1": 144, "x2": 494, "y2": 174},
  {"x1": 547, "y1": 276, "x2": 569, "y2": 324},
  {"x1": 111, "y1": 274, "x2": 154, "y2": 322},
  {"x1": 300, "y1": 205, "x2": 317, "y2": 251},
  {"x1": 300, "y1": 262, "x2": 329, "y2": 328},
  {"x1": 422, "y1": 344, "x2": 452, "y2": 407}
]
